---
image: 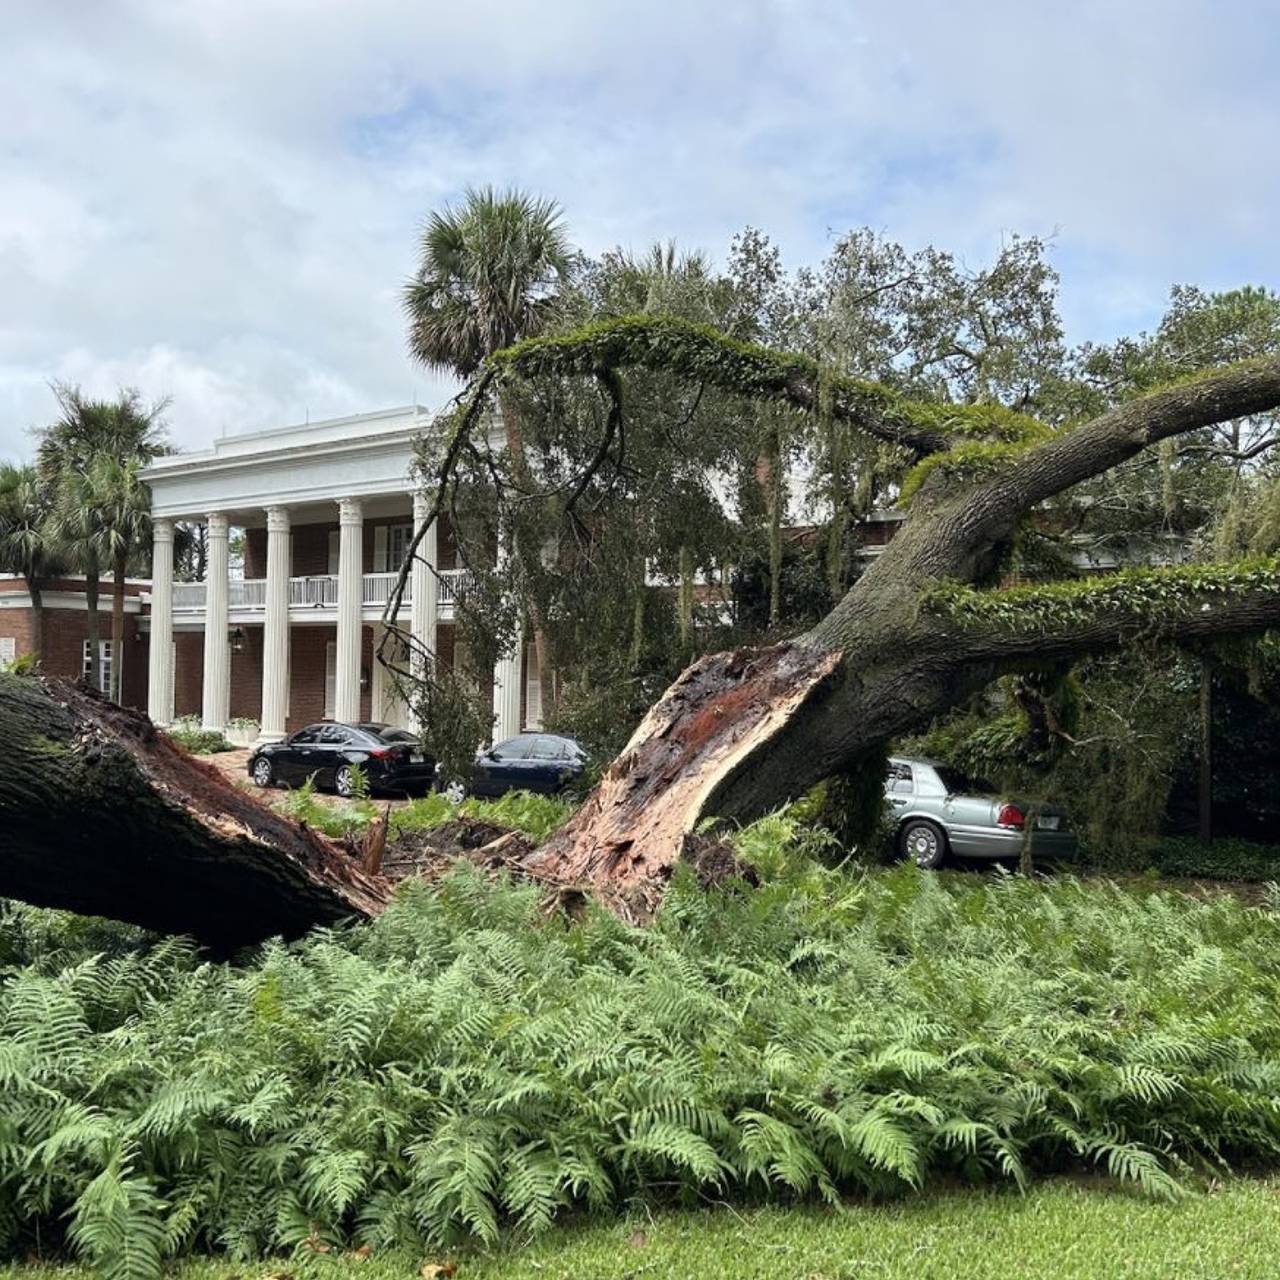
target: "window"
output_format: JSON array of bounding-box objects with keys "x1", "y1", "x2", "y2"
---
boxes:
[
  {"x1": 318, "y1": 724, "x2": 353, "y2": 745},
  {"x1": 528, "y1": 736, "x2": 563, "y2": 761},
  {"x1": 290, "y1": 727, "x2": 320, "y2": 744},
  {"x1": 886, "y1": 761, "x2": 914, "y2": 795},
  {"x1": 82, "y1": 639, "x2": 113, "y2": 695},
  {"x1": 388, "y1": 523, "x2": 412, "y2": 572},
  {"x1": 377, "y1": 728, "x2": 417, "y2": 744},
  {"x1": 492, "y1": 734, "x2": 535, "y2": 760},
  {"x1": 932, "y1": 765, "x2": 994, "y2": 797}
]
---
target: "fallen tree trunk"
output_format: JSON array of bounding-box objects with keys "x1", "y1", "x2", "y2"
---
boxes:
[{"x1": 0, "y1": 673, "x2": 390, "y2": 947}]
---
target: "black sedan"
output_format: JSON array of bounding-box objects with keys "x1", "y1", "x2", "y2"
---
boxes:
[
  {"x1": 248, "y1": 723, "x2": 436, "y2": 797},
  {"x1": 438, "y1": 732, "x2": 587, "y2": 802}
]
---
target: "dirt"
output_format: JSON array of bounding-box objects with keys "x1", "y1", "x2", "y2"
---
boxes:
[{"x1": 206, "y1": 747, "x2": 419, "y2": 814}]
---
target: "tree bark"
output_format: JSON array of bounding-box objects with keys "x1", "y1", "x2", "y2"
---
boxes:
[
  {"x1": 26, "y1": 579, "x2": 44, "y2": 661},
  {"x1": 0, "y1": 673, "x2": 390, "y2": 946},
  {"x1": 111, "y1": 549, "x2": 127, "y2": 703},
  {"x1": 84, "y1": 557, "x2": 101, "y2": 691}
]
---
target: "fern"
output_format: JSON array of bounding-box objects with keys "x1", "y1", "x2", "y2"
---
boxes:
[{"x1": 4, "y1": 827, "x2": 1280, "y2": 1274}]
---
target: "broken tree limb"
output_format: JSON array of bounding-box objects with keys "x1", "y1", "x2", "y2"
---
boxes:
[
  {"x1": 526, "y1": 642, "x2": 842, "y2": 921},
  {"x1": 0, "y1": 673, "x2": 391, "y2": 947}
]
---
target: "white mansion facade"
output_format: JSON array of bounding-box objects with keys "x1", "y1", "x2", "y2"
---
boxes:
[{"x1": 141, "y1": 407, "x2": 533, "y2": 744}]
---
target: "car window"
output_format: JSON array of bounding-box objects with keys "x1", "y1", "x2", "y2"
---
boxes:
[
  {"x1": 528, "y1": 737, "x2": 564, "y2": 760},
  {"x1": 933, "y1": 765, "x2": 995, "y2": 795},
  {"x1": 290, "y1": 727, "x2": 319, "y2": 744},
  {"x1": 886, "y1": 761, "x2": 914, "y2": 794},
  {"x1": 491, "y1": 734, "x2": 535, "y2": 760},
  {"x1": 318, "y1": 725, "x2": 354, "y2": 745},
  {"x1": 376, "y1": 728, "x2": 417, "y2": 744}
]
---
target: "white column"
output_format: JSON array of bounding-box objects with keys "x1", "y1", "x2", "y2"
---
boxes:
[
  {"x1": 334, "y1": 496, "x2": 363, "y2": 723},
  {"x1": 201, "y1": 512, "x2": 230, "y2": 732},
  {"x1": 410, "y1": 492, "x2": 438, "y2": 717},
  {"x1": 492, "y1": 621, "x2": 524, "y2": 742},
  {"x1": 147, "y1": 517, "x2": 174, "y2": 726},
  {"x1": 258, "y1": 505, "x2": 290, "y2": 743}
]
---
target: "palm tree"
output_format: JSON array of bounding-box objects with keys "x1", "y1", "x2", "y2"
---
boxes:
[
  {"x1": 404, "y1": 186, "x2": 570, "y2": 377},
  {"x1": 91, "y1": 454, "x2": 155, "y2": 702},
  {"x1": 51, "y1": 465, "x2": 108, "y2": 689},
  {"x1": 404, "y1": 186, "x2": 571, "y2": 717},
  {"x1": 0, "y1": 464, "x2": 63, "y2": 661},
  {"x1": 38, "y1": 385, "x2": 168, "y2": 699}
]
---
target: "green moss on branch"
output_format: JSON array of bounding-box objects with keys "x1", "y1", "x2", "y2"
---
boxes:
[
  {"x1": 489, "y1": 315, "x2": 1049, "y2": 456},
  {"x1": 923, "y1": 558, "x2": 1280, "y2": 631}
]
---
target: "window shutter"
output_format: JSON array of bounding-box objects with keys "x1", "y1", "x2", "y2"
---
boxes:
[
  {"x1": 324, "y1": 641, "x2": 336, "y2": 719},
  {"x1": 524, "y1": 641, "x2": 542, "y2": 730},
  {"x1": 374, "y1": 525, "x2": 388, "y2": 573}
]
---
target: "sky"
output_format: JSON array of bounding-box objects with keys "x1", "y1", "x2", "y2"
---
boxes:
[{"x1": 2, "y1": 0, "x2": 1277, "y2": 460}]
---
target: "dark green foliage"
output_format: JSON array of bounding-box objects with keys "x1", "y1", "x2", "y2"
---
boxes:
[
  {"x1": 731, "y1": 540, "x2": 836, "y2": 635},
  {"x1": 166, "y1": 728, "x2": 235, "y2": 755},
  {"x1": 789, "y1": 749, "x2": 895, "y2": 861},
  {"x1": 1151, "y1": 837, "x2": 1280, "y2": 883},
  {"x1": 903, "y1": 652, "x2": 1197, "y2": 867},
  {"x1": 8, "y1": 830, "x2": 1280, "y2": 1275}
]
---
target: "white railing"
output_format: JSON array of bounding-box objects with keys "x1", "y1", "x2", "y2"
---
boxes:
[
  {"x1": 438, "y1": 569, "x2": 468, "y2": 604},
  {"x1": 173, "y1": 582, "x2": 206, "y2": 610},
  {"x1": 230, "y1": 579, "x2": 266, "y2": 608},
  {"x1": 170, "y1": 569, "x2": 472, "y2": 615},
  {"x1": 362, "y1": 571, "x2": 401, "y2": 606},
  {"x1": 288, "y1": 575, "x2": 339, "y2": 608}
]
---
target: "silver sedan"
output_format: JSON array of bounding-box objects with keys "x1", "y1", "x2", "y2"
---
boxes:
[{"x1": 886, "y1": 756, "x2": 1078, "y2": 869}]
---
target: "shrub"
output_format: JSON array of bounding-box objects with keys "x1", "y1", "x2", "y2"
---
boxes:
[
  {"x1": 6, "y1": 833, "x2": 1280, "y2": 1277},
  {"x1": 1152, "y1": 835, "x2": 1280, "y2": 882},
  {"x1": 166, "y1": 727, "x2": 236, "y2": 755},
  {"x1": 394, "y1": 789, "x2": 574, "y2": 844}
]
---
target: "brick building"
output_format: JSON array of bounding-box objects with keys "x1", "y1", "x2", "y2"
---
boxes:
[{"x1": 0, "y1": 576, "x2": 149, "y2": 703}]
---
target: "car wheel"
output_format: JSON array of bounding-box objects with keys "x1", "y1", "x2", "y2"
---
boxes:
[
  {"x1": 443, "y1": 778, "x2": 467, "y2": 805},
  {"x1": 899, "y1": 819, "x2": 947, "y2": 870},
  {"x1": 334, "y1": 765, "x2": 355, "y2": 798},
  {"x1": 251, "y1": 757, "x2": 273, "y2": 788}
]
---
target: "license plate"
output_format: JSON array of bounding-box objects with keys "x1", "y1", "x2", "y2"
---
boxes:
[
  {"x1": 410, "y1": 751, "x2": 424, "y2": 763},
  {"x1": 1037, "y1": 815, "x2": 1060, "y2": 831}
]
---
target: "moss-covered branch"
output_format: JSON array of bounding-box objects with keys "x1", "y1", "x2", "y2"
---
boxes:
[
  {"x1": 923, "y1": 560, "x2": 1280, "y2": 661},
  {"x1": 488, "y1": 315, "x2": 1046, "y2": 457}
]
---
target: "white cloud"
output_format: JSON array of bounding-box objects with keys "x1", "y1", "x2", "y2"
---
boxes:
[{"x1": 1, "y1": 0, "x2": 1276, "y2": 458}]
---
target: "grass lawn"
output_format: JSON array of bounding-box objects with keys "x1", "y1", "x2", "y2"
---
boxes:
[{"x1": 6, "y1": 1179, "x2": 1279, "y2": 1280}]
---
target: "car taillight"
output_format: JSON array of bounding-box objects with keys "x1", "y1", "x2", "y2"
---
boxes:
[
  {"x1": 368, "y1": 746, "x2": 403, "y2": 760},
  {"x1": 996, "y1": 803, "x2": 1025, "y2": 829}
]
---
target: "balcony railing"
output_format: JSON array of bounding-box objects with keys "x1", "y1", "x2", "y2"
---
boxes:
[{"x1": 171, "y1": 569, "x2": 470, "y2": 614}]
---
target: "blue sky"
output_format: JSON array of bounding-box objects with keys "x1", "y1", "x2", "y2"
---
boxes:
[{"x1": 2, "y1": 0, "x2": 1277, "y2": 457}]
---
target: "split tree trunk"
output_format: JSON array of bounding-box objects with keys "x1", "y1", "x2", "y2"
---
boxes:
[
  {"x1": 528, "y1": 640, "x2": 846, "y2": 920},
  {"x1": 0, "y1": 673, "x2": 390, "y2": 946}
]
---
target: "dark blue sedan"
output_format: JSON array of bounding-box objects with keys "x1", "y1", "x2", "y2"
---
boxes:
[{"x1": 438, "y1": 733, "x2": 586, "y2": 802}]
